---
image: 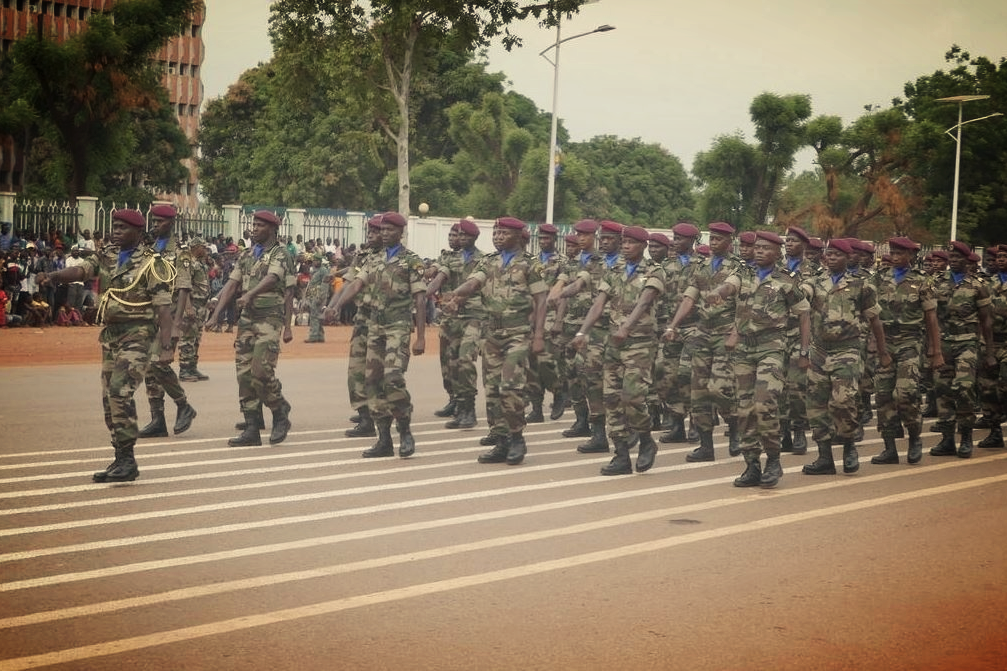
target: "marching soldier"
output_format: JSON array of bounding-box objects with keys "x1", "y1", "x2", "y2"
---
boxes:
[
  {"x1": 779, "y1": 226, "x2": 815, "y2": 455},
  {"x1": 525, "y1": 223, "x2": 567, "y2": 422},
  {"x1": 176, "y1": 236, "x2": 211, "y2": 382},
  {"x1": 976, "y1": 245, "x2": 1007, "y2": 448},
  {"x1": 430, "y1": 224, "x2": 463, "y2": 417}
]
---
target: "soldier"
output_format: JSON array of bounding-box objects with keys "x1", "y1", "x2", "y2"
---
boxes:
[
  {"x1": 921, "y1": 250, "x2": 949, "y2": 417},
  {"x1": 206, "y1": 210, "x2": 295, "y2": 447},
  {"x1": 851, "y1": 239, "x2": 879, "y2": 431},
  {"x1": 665, "y1": 221, "x2": 743, "y2": 462},
  {"x1": 328, "y1": 217, "x2": 383, "y2": 437},
  {"x1": 728, "y1": 231, "x2": 810, "y2": 488},
  {"x1": 430, "y1": 224, "x2": 463, "y2": 417},
  {"x1": 977, "y1": 245, "x2": 1007, "y2": 448},
  {"x1": 445, "y1": 217, "x2": 546, "y2": 465},
  {"x1": 526, "y1": 223, "x2": 567, "y2": 422},
  {"x1": 426, "y1": 219, "x2": 484, "y2": 429},
  {"x1": 177, "y1": 236, "x2": 211, "y2": 382},
  {"x1": 138, "y1": 204, "x2": 198, "y2": 439},
  {"x1": 326, "y1": 212, "x2": 426, "y2": 458},
  {"x1": 929, "y1": 240, "x2": 995, "y2": 458},
  {"x1": 37, "y1": 210, "x2": 174, "y2": 482},
  {"x1": 779, "y1": 225, "x2": 816, "y2": 456},
  {"x1": 805, "y1": 237, "x2": 824, "y2": 272},
  {"x1": 303, "y1": 252, "x2": 331, "y2": 343},
  {"x1": 645, "y1": 232, "x2": 671, "y2": 428},
  {"x1": 572, "y1": 226, "x2": 665, "y2": 475},
  {"x1": 802, "y1": 239, "x2": 890, "y2": 476},
  {"x1": 871, "y1": 236, "x2": 944, "y2": 465},
  {"x1": 738, "y1": 231, "x2": 757, "y2": 268}
]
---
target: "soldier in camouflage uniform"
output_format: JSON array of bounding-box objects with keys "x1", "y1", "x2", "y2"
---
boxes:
[
  {"x1": 327, "y1": 217, "x2": 382, "y2": 437},
  {"x1": 207, "y1": 210, "x2": 295, "y2": 447},
  {"x1": 728, "y1": 231, "x2": 810, "y2": 488},
  {"x1": 525, "y1": 223, "x2": 566, "y2": 422},
  {"x1": 445, "y1": 217, "x2": 547, "y2": 466},
  {"x1": 38, "y1": 210, "x2": 174, "y2": 483},
  {"x1": 429, "y1": 224, "x2": 463, "y2": 417},
  {"x1": 303, "y1": 252, "x2": 331, "y2": 343},
  {"x1": 778, "y1": 226, "x2": 816, "y2": 456},
  {"x1": 328, "y1": 212, "x2": 426, "y2": 458},
  {"x1": 976, "y1": 245, "x2": 1007, "y2": 448},
  {"x1": 802, "y1": 239, "x2": 890, "y2": 476},
  {"x1": 573, "y1": 226, "x2": 665, "y2": 475},
  {"x1": 928, "y1": 241, "x2": 995, "y2": 458},
  {"x1": 138, "y1": 204, "x2": 198, "y2": 440},
  {"x1": 665, "y1": 221, "x2": 743, "y2": 462},
  {"x1": 426, "y1": 219, "x2": 484, "y2": 429},
  {"x1": 870, "y1": 237, "x2": 943, "y2": 465},
  {"x1": 851, "y1": 239, "x2": 880, "y2": 433},
  {"x1": 177, "y1": 237, "x2": 211, "y2": 382},
  {"x1": 920, "y1": 250, "x2": 950, "y2": 417}
]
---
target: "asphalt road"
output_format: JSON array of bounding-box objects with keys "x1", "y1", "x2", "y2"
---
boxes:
[{"x1": 1, "y1": 356, "x2": 1006, "y2": 670}]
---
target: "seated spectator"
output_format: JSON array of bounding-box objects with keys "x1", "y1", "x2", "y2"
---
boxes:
[{"x1": 56, "y1": 304, "x2": 72, "y2": 326}]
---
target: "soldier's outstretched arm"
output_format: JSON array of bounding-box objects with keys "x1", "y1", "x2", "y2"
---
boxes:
[
  {"x1": 206, "y1": 278, "x2": 239, "y2": 328},
  {"x1": 572, "y1": 292, "x2": 609, "y2": 350},
  {"x1": 412, "y1": 290, "x2": 427, "y2": 355}
]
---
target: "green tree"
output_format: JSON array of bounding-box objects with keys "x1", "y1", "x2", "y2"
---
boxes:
[{"x1": 692, "y1": 134, "x2": 760, "y2": 227}]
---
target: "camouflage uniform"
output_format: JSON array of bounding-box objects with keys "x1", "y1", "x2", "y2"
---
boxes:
[
  {"x1": 142, "y1": 235, "x2": 189, "y2": 419},
  {"x1": 177, "y1": 249, "x2": 210, "y2": 374},
  {"x1": 652, "y1": 253, "x2": 698, "y2": 424},
  {"x1": 556, "y1": 251, "x2": 606, "y2": 419},
  {"x1": 230, "y1": 242, "x2": 296, "y2": 416},
  {"x1": 526, "y1": 248, "x2": 566, "y2": 415},
  {"x1": 575, "y1": 253, "x2": 619, "y2": 424},
  {"x1": 779, "y1": 257, "x2": 818, "y2": 443},
  {"x1": 304, "y1": 261, "x2": 331, "y2": 342},
  {"x1": 345, "y1": 247, "x2": 377, "y2": 412},
  {"x1": 434, "y1": 247, "x2": 485, "y2": 412},
  {"x1": 977, "y1": 272, "x2": 1007, "y2": 431}
]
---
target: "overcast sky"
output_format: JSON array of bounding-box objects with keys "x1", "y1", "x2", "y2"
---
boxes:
[{"x1": 201, "y1": 0, "x2": 1006, "y2": 173}]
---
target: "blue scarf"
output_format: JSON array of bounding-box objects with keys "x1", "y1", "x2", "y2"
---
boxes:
[
  {"x1": 787, "y1": 256, "x2": 800, "y2": 272},
  {"x1": 117, "y1": 247, "x2": 135, "y2": 268},
  {"x1": 951, "y1": 270, "x2": 966, "y2": 286},
  {"x1": 253, "y1": 244, "x2": 265, "y2": 259},
  {"x1": 579, "y1": 251, "x2": 593, "y2": 267},
  {"x1": 893, "y1": 266, "x2": 909, "y2": 283},
  {"x1": 712, "y1": 256, "x2": 725, "y2": 273},
  {"x1": 385, "y1": 244, "x2": 402, "y2": 261},
  {"x1": 463, "y1": 248, "x2": 474, "y2": 265},
  {"x1": 539, "y1": 250, "x2": 554, "y2": 265},
  {"x1": 501, "y1": 249, "x2": 518, "y2": 268},
  {"x1": 757, "y1": 266, "x2": 773, "y2": 282},
  {"x1": 678, "y1": 254, "x2": 691, "y2": 266},
  {"x1": 999, "y1": 272, "x2": 1007, "y2": 285},
  {"x1": 831, "y1": 272, "x2": 845, "y2": 286},
  {"x1": 155, "y1": 238, "x2": 168, "y2": 253},
  {"x1": 625, "y1": 262, "x2": 638, "y2": 279},
  {"x1": 605, "y1": 251, "x2": 619, "y2": 269}
]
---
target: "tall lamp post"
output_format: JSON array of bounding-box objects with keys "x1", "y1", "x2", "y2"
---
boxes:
[
  {"x1": 936, "y1": 94, "x2": 1002, "y2": 242},
  {"x1": 540, "y1": 22, "x2": 615, "y2": 225}
]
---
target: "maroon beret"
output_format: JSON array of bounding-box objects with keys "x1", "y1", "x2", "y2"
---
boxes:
[
  {"x1": 968, "y1": 252, "x2": 981, "y2": 263},
  {"x1": 931, "y1": 250, "x2": 949, "y2": 261},
  {"x1": 449, "y1": 222, "x2": 460, "y2": 232},
  {"x1": 564, "y1": 233, "x2": 578, "y2": 245},
  {"x1": 458, "y1": 220, "x2": 480, "y2": 237},
  {"x1": 739, "y1": 232, "x2": 757, "y2": 244},
  {"x1": 756, "y1": 230, "x2": 784, "y2": 245},
  {"x1": 827, "y1": 238, "x2": 854, "y2": 255},
  {"x1": 708, "y1": 221, "x2": 735, "y2": 236},
  {"x1": 881, "y1": 254, "x2": 893, "y2": 264},
  {"x1": 599, "y1": 220, "x2": 624, "y2": 236},
  {"x1": 538, "y1": 223, "x2": 559, "y2": 235},
  {"x1": 367, "y1": 215, "x2": 382, "y2": 229},
  {"x1": 850, "y1": 239, "x2": 875, "y2": 253},
  {"x1": 786, "y1": 226, "x2": 810, "y2": 244},
  {"x1": 495, "y1": 216, "x2": 526, "y2": 230},
  {"x1": 649, "y1": 232, "x2": 672, "y2": 247},
  {"x1": 697, "y1": 244, "x2": 711, "y2": 256},
  {"x1": 252, "y1": 210, "x2": 281, "y2": 227},
  {"x1": 150, "y1": 204, "x2": 177, "y2": 220},
  {"x1": 622, "y1": 226, "x2": 649, "y2": 243},
  {"x1": 112, "y1": 209, "x2": 146, "y2": 229},
  {"x1": 888, "y1": 236, "x2": 920, "y2": 252},
  {"x1": 381, "y1": 212, "x2": 407, "y2": 228},
  {"x1": 808, "y1": 237, "x2": 824, "y2": 250},
  {"x1": 672, "y1": 222, "x2": 700, "y2": 238},
  {"x1": 949, "y1": 240, "x2": 972, "y2": 257},
  {"x1": 573, "y1": 219, "x2": 599, "y2": 234}
]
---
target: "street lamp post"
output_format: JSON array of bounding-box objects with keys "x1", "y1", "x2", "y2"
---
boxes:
[
  {"x1": 936, "y1": 95, "x2": 1002, "y2": 242},
  {"x1": 540, "y1": 22, "x2": 615, "y2": 226}
]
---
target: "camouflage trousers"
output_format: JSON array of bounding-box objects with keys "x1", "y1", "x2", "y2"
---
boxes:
[
  {"x1": 935, "y1": 338, "x2": 979, "y2": 430},
  {"x1": 778, "y1": 335, "x2": 809, "y2": 430},
  {"x1": 859, "y1": 330, "x2": 877, "y2": 396},
  {"x1": 575, "y1": 331, "x2": 607, "y2": 420},
  {"x1": 306, "y1": 297, "x2": 325, "y2": 342},
  {"x1": 100, "y1": 322, "x2": 155, "y2": 448},
  {"x1": 234, "y1": 312, "x2": 287, "y2": 414},
  {"x1": 807, "y1": 345, "x2": 863, "y2": 443},
  {"x1": 347, "y1": 317, "x2": 370, "y2": 410},
  {"x1": 686, "y1": 327, "x2": 736, "y2": 432},
  {"x1": 364, "y1": 321, "x2": 413, "y2": 422},
  {"x1": 557, "y1": 322, "x2": 583, "y2": 406},
  {"x1": 178, "y1": 304, "x2": 207, "y2": 370},
  {"x1": 650, "y1": 339, "x2": 689, "y2": 416},
  {"x1": 603, "y1": 336, "x2": 657, "y2": 443},
  {"x1": 527, "y1": 318, "x2": 564, "y2": 405},
  {"x1": 482, "y1": 327, "x2": 531, "y2": 436},
  {"x1": 439, "y1": 316, "x2": 481, "y2": 402},
  {"x1": 977, "y1": 341, "x2": 1007, "y2": 421},
  {"x1": 734, "y1": 337, "x2": 786, "y2": 456},
  {"x1": 144, "y1": 334, "x2": 187, "y2": 411},
  {"x1": 875, "y1": 336, "x2": 924, "y2": 437}
]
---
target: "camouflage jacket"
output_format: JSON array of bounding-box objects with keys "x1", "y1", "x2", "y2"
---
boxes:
[
  {"x1": 989, "y1": 273, "x2": 1007, "y2": 340},
  {"x1": 82, "y1": 245, "x2": 173, "y2": 325},
  {"x1": 435, "y1": 246, "x2": 485, "y2": 316},
  {"x1": 874, "y1": 266, "x2": 936, "y2": 338},
  {"x1": 597, "y1": 257, "x2": 665, "y2": 339},
  {"x1": 803, "y1": 269, "x2": 880, "y2": 344},
  {"x1": 682, "y1": 254, "x2": 745, "y2": 333},
  {"x1": 735, "y1": 267, "x2": 809, "y2": 339},
  {"x1": 174, "y1": 249, "x2": 210, "y2": 308},
  {"x1": 468, "y1": 250, "x2": 547, "y2": 331},
  {"x1": 359, "y1": 245, "x2": 426, "y2": 324},
  {"x1": 558, "y1": 251, "x2": 606, "y2": 325},
  {"x1": 931, "y1": 270, "x2": 992, "y2": 342},
  {"x1": 658, "y1": 253, "x2": 700, "y2": 327},
  {"x1": 345, "y1": 246, "x2": 378, "y2": 308},
  {"x1": 535, "y1": 250, "x2": 566, "y2": 288},
  {"x1": 304, "y1": 264, "x2": 332, "y2": 303},
  {"x1": 229, "y1": 241, "x2": 296, "y2": 316}
]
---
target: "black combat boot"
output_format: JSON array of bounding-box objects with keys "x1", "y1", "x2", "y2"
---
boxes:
[
  {"x1": 979, "y1": 425, "x2": 1005, "y2": 448},
  {"x1": 549, "y1": 390, "x2": 568, "y2": 421},
  {"x1": 397, "y1": 417, "x2": 416, "y2": 458},
  {"x1": 348, "y1": 411, "x2": 361, "y2": 423},
  {"x1": 649, "y1": 403, "x2": 663, "y2": 431},
  {"x1": 478, "y1": 434, "x2": 511, "y2": 463},
  {"x1": 446, "y1": 399, "x2": 477, "y2": 429},
  {"x1": 577, "y1": 418, "x2": 610, "y2": 454},
  {"x1": 686, "y1": 429, "x2": 715, "y2": 462},
  {"x1": 525, "y1": 400, "x2": 545, "y2": 424},
  {"x1": 506, "y1": 432, "x2": 526, "y2": 465},
  {"x1": 975, "y1": 414, "x2": 996, "y2": 429},
  {"x1": 345, "y1": 406, "x2": 376, "y2": 437},
  {"x1": 791, "y1": 427, "x2": 808, "y2": 455},
  {"x1": 734, "y1": 453, "x2": 762, "y2": 487},
  {"x1": 726, "y1": 418, "x2": 741, "y2": 457},
  {"x1": 601, "y1": 439, "x2": 633, "y2": 476},
  {"x1": 842, "y1": 440, "x2": 859, "y2": 473},
  {"x1": 362, "y1": 418, "x2": 395, "y2": 458},
  {"x1": 173, "y1": 401, "x2": 197, "y2": 435},
  {"x1": 235, "y1": 407, "x2": 265, "y2": 431},
  {"x1": 957, "y1": 427, "x2": 973, "y2": 459},
  {"x1": 686, "y1": 415, "x2": 700, "y2": 443},
  {"x1": 562, "y1": 402, "x2": 591, "y2": 438},
  {"x1": 138, "y1": 406, "x2": 169, "y2": 438},
  {"x1": 659, "y1": 412, "x2": 685, "y2": 443},
  {"x1": 760, "y1": 453, "x2": 783, "y2": 488},
  {"x1": 929, "y1": 423, "x2": 957, "y2": 456},
  {"x1": 780, "y1": 419, "x2": 793, "y2": 452},
  {"x1": 434, "y1": 397, "x2": 457, "y2": 418},
  {"x1": 269, "y1": 401, "x2": 292, "y2": 444},
  {"x1": 636, "y1": 431, "x2": 658, "y2": 473},
  {"x1": 229, "y1": 412, "x2": 263, "y2": 446},
  {"x1": 803, "y1": 440, "x2": 836, "y2": 475},
  {"x1": 871, "y1": 435, "x2": 900, "y2": 464},
  {"x1": 907, "y1": 429, "x2": 924, "y2": 464},
  {"x1": 479, "y1": 432, "x2": 502, "y2": 446},
  {"x1": 93, "y1": 442, "x2": 139, "y2": 483},
  {"x1": 178, "y1": 367, "x2": 199, "y2": 382}
]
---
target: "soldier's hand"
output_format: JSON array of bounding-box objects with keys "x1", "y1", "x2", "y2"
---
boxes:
[
  {"x1": 725, "y1": 331, "x2": 739, "y2": 351},
  {"x1": 984, "y1": 353, "x2": 997, "y2": 369},
  {"x1": 612, "y1": 326, "x2": 628, "y2": 346},
  {"x1": 798, "y1": 354, "x2": 811, "y2": 370},
  {"x1": 930, "y1": 352, "x2": 945, "y2": 369},
  {"x1": 236, "y1": 294, "x2": 250, "y2": 310},
  {"x1": 282, "y1": 325, "x2": 293, "y2": 344},
  {"x1": 412, "y1": 336, "x2": 425, "y2": 355},
  {"x1": 662, "y1": 326, "x2": 678, "y2": 342},
  {"x1": 571, "y1": 333, "x2": 587, "y2": 350},
  {"x1": 878, "y1": 351, "x2": 893, "y2": 368},
  {"x1": 704, "y1": 292, "x2": 723, "y2": 308}
]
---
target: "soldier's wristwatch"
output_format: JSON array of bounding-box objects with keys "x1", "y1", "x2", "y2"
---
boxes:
[{"x1": 799, "y1": 349, "x2": 810, "y2": 357}]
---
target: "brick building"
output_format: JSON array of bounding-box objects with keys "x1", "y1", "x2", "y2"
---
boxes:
[{"x1": 0, "y1": 0, "x2": 205, "y2": 209}]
